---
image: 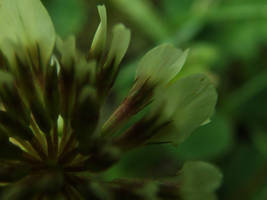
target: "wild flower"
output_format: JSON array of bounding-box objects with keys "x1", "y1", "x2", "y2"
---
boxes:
[{"x1": 0, "y1": 0, "x2": 221, "y2": 199}]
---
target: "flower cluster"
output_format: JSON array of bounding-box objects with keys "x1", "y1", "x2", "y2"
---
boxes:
[{"x1": 0, "y1": 0, "x2": 221, "y2": 199}]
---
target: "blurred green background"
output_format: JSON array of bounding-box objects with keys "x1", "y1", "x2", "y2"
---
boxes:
[{"x1": 42, "y1": 0, "x2": 267, "y2": 199}]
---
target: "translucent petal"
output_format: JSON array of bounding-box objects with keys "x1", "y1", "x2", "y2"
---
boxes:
[
  {"x1": 0, "y1": 0, "x2": 56, "y2": 65},
  {"x1": 149, "y1": 74, "x2": 217, "y2": 144},
  {"x1": 136, "y1": 44, "x2": 189, "y2": 85},
  {"x1": 105, "y1": 24, "x2": 131, "y2": 68},
  {"x1": 180, "y1": 161, "x2": 222, "y2": 196},
  {"x1": 56, "y1": 35, "x2": 76, "y2": 65},
  {"x1": 91, "y1": 5, "x2": 107, "y2": 56}
]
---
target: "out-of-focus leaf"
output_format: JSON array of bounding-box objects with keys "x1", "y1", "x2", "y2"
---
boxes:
[
  {"x1": 251, "y1": 129, "x2": 267, "y2": 157},
  {"x1": 176, "y1": 43, "x2": 220, "y2": 78},
  {"x1": 163, "y1": 0, "x2": 194, "y2": 23},
  {"x1": 45, "y1": 0, "x2": 87, "y2": 37},
  {"x1": 111, "y1": 0, "x2": 169, "y2": 42},
  {"x1": 176, "y1": 114, "x2": 233, "y2": 160},
  {"x1": 113, "y1": 61, "x2": 137, "y2": 101},
  {"x1": 219, "y1": 145, "x2": 266, "y2": 199},
  {"x1": 103, "y1": 145, "x2": 181, "y2": 180},
  {"x1": 252, "y1": 184, "x2": 267, "y2": 200}
]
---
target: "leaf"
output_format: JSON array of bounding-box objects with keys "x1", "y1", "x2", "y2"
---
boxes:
[
  {"x1": 111, "y1": 0, "x2": 170, "y2": 42},
  {"x1": 0, "y1": 0, "x2": 56, "y2": 66},
  {"x1": 149, "y1": 74, "x2": 217, "y2": 144},
  {"x1": 252, "y1": 129, "x2": 267, "y2": 156},
  {"x1": 176, "y1": 114, "x2": 233, "y2": 160},
  {"x1": 44, "y1": 0, "x2": 86, "y2": 37},
  {"x1": 136, "y1": 44, "x2": 189, "y2": 85}
]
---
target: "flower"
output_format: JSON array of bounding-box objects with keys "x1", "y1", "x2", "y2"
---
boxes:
[{"x1": 0, "y1": 0, "x2": 221, "y2": 199}]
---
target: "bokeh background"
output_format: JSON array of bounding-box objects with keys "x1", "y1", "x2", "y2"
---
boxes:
[{"x1": 42, "y1": 0, "x2": 267, "y2": 199}]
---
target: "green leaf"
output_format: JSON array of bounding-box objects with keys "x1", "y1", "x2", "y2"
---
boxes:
[
  {"x1": 111, "y1": 0, "x2": 170, "y2": 42},
  {"x1": 252, "y1": 130, "x2": 267, "y2": 156},
  {"x1": 136, "y1": 44, "x2": 189, "y2": 85},
  {"x1": 0, "y1": 0, "x2": 56, "y2": 66},
  {"x1": 45, "y1": 0, "x2": 86, "y2": 37},
  {"x1": 176, "y1": 114, "x2": 233, "y2": 160},
  {"x1": 149, "y1": 74, "x2": 217, "y2": 144}
]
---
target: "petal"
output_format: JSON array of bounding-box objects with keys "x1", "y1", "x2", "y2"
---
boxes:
[
  {"x1": 0, "y1": 0, "x2": 56, "y2": 66},
  {"x1": 180, "y1": 161, "x2": 222, "y2": 198},
  {"x1": 149, "y1": 74, "x2": 217, "y2": 144},
  {"x1": 105, "y1": 24, "x2": 131, "y2": 68},
  {"x1": 90, "y1": 5, "x2": 107, "y2": 56},
  {"x1": 136, "y1": 44, "x2": 189, "y2": 85}
]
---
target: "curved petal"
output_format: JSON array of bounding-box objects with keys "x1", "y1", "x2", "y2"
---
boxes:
[
  {"x1": 0, "y1": 0, "x2": 56, "y2": 66},
  {"x1": 136, "y1": 44, "x2": 189, "y2": 85},
  {"x1": 149, "y1": 74, "x2": 217, "y2": 144},
  {"x1": 90, "y1": 5, "x2": 107, "y2": 56}
]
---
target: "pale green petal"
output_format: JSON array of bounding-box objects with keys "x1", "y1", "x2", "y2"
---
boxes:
[
  {"x1": 149, "y1": 74, "x2": 217, "y2": 144},
  {"x1": 136, "y1": 44, "x2": 189, "y2": 85},
  {"x1": 56, "y1": 35, "x2": 76, "y2": 65},
  {"x1": 105, "y1": 24, "x2": 131, "y2": 68},
  {"x1": 0, "y1": 0, "x2": 55, "y2": 65},
  {"x1": 90, "y1": 5, "x2": 107, "y2": 56},
  {"x1": 180, "y1": 161, "x2": 222, "y2": 199}
]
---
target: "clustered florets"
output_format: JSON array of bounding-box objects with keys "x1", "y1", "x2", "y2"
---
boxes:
[{"x1": 0, "y1": 0, "x2": 221, "y2": 199}]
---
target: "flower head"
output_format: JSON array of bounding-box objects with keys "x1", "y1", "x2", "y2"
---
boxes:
[{"x1": 0, "y1": 0, "x2": 221, "y2": 199}]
